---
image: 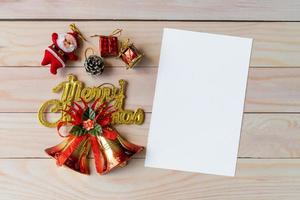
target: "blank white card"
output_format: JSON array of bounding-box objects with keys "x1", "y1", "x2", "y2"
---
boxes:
[{"x1": 145, "y1": 28, "x2": 253, "y2": 176}]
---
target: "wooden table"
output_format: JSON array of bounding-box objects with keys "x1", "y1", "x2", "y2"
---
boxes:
[{"x1": 0, "y1": 1, "x2": 300, "y2": 199}]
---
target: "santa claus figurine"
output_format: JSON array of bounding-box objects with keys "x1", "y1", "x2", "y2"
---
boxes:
[{"x1": 41, "y1": 24, "x2": 85, "y2": 75}]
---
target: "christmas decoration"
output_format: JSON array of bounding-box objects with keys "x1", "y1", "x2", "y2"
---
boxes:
[
  {"x1": 91, "y1": 29, "x2": 122, "y2": 57},
  {"x1": 119, "y1": 39, "x2": 143, "y2": 69},
  {"x1": 45, "y1": 98, "x2": 144, "y2": 175},
  {"x1": 41, "y1": 24, "x2": 86, "y2": 75},
  {"x1": 38, "y1": 74, "x2": 145, "y2": 128},
  {"x1": 84, "y1": 48, "x2": 105, "y2": 75}
]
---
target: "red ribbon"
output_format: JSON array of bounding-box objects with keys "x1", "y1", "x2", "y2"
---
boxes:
[{"x1": 54, "y1": 98, "x2": 118, "y2": 174}]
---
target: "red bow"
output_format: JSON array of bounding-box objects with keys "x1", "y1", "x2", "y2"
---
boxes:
[{"x1": 50, "y1": 98, "x2": 118, "y2": 174}]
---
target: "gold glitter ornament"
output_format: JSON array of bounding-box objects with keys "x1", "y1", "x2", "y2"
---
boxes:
[{"x1": 38, "y1": 74, "x2": 145, "y2": 128}]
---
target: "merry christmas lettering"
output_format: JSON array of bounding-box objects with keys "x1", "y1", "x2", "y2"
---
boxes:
[{"x1": 38, "y1": 74, "x2": 145, "y2": 128}]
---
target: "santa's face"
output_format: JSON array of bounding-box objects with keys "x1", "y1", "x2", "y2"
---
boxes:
[{"x1": 57, "y1": 33, "x2": 77, "y2": 53}]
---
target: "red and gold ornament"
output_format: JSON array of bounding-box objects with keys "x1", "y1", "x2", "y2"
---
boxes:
[
  {"x1": 91, "y1": 29, "x2": 122, "y2": 57},
  {"x1": 45, "y1": 98, "x2": 144, "y2": 175},
  {"x1": 118, "y1": 39, "x2": 143, "y2": 69},
  {"x1": 41, "y1": 24, "x2": 86, "y2": 75}
]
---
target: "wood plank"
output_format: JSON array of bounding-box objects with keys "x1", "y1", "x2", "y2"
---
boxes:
[
  {"x1": 245, "y1": 68, "x2": 300, "y2": 112},
  {"x1": 0, "y1": 159, "x2": 299, "y2": 200},
  {"x1": 0, "y1": 67, "x2": 156, "y2": 113},
  {"x1": 1, "y1": 113, "x2": 300, "y2": 158},
  {"x1": 1, "y1": 67, "x2": 300, "y2": 112},
  {"x1": 239, "y1": 113, "x2": 300, "y2": 158},
  {"x1": 1, "y1": 21, "x2": 300, "y2": 67},
  {"x1": 1, "y1": 0, "x2": 300, "y2": 21},
  {"x1": 0, "y1": 113, "x2": 150, "y2": 158}
]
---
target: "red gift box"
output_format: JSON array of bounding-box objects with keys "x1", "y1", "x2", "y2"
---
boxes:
[{"x1": 100, "y1": 35, "x2": 119, "y2": 57}]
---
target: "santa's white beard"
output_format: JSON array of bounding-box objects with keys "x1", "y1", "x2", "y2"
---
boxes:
[{"x1": 57, "y1": 33, "x2": 76, "y2": 53}]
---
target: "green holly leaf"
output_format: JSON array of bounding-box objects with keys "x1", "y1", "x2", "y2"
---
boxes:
[
  {"x1": 82, "y1": 107, "x2": 96, "y2": 121},
  {"x1": 70, "y1": 125, "x2": 87, "y2": 136},
  {"x1": 88, "y1": 124, "x2": 102, "y2": 136}
]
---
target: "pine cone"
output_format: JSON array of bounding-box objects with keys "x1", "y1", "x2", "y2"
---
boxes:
[{"x1": 84, "y1": 55, "x2": 104, "y2": 75}]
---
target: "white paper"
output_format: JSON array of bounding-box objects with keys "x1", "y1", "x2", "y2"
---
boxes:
[{"x1": 145, "y1": 28, "x2": 253, "y2": 176}]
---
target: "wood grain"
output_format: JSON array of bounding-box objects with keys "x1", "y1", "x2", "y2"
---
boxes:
[
  {"x1": 0, "y1": 159, "x2": 299, "y2": 200},
  {"x1": 1, "y1": 67, "x2": 300, "y2": 112},
  {"x1": 1, "y1": 0, "x2": 300, "y2": 21},
  {"x1": 1, "y1": 21, "x2": 300, "y2": 67},
  {"x1": 1, "y1": 2, "x2": 300, "y2": 199},
  {"x1": 245, "y1": 68, "x2": 300, "y2": 112},
  {"x1": 1, "y1": 113, "x2": 300, "y2": 158},
  {"x1": 239, "y1": 113, "x2": 300, "y2": 158}
]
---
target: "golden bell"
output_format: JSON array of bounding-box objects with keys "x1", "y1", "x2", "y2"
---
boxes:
[
  {"x1": 45, "y1": 135, "x2": 91, "y2": 175},
  {"x1": 45, "y1": 133, "x2": 143, "y2": 175},
  {"x1": 98, "y1": 133, "x2": 144, "y2": 174}
]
